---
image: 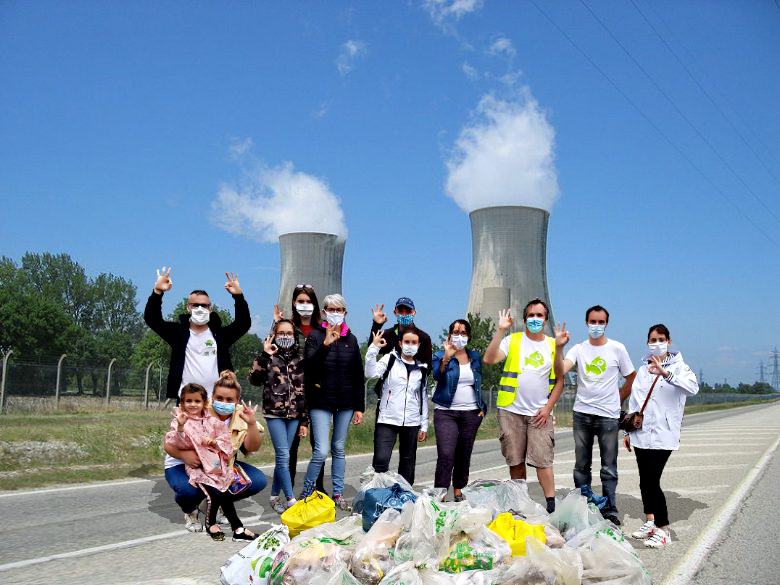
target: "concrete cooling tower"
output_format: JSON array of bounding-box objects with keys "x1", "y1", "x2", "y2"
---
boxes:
[
  {"x1": 277, "y1": 232, "x2": 346, "y2": 309},
  {"x1": 466, "y1": 206, "x2": 556, "y2": 336}
]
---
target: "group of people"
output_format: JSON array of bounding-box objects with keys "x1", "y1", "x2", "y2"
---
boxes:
[{"x1": 146, "y1": 268, "x2": 698, "y2": 549}]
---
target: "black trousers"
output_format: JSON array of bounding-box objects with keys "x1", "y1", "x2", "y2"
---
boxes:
[
  {"x1": 289, "y1": 427, "x2": 326, "y2": 494},
  {"x1": 433, "y1": 409, "x2": 483, "y2": 490},
  {"x1": 198, "y1": 483, "x2": 242, "y2": 531},
  {"x1": 634, "y1": 447, "x2": 672, "y2": 527},
  {"x1": 372, "y1": 423, "x2": 420, "y2": 486}
]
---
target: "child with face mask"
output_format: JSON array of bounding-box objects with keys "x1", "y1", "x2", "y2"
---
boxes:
[
  {"x1": 248, "y1": 319, "x2": 309, "y2": 514},
  {"x1": 365, "y1": 326, "x2": 429, "y2": 485},
  {"x1": 165, "y1": 382, "x2": 257, "y2": 542}
]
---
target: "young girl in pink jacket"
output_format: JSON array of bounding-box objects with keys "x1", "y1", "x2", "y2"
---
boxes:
[{"x1": 165, "y1": 381, "x2": 255, "y2": 542}]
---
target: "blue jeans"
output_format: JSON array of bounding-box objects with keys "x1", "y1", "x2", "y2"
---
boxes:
[
  {"x1": 164, "y1": 460, "x2": 268, "y2": 513},
  {"x1": 302, "y1": 408, "x2": 353, "y2": 498},
  {"x1": 266, "y1": 417, "x2": 300, "y2": 499},
  {"x1": 573, "y1": 411, "x2": 619, "y2": 516}
]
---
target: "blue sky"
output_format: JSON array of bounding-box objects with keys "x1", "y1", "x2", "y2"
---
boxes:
[{"x1": 1, "y1": 1, "x2": 779, "y2": 386}]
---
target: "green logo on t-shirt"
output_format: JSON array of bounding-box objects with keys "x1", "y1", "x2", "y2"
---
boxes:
[
  {"x1": 585, "y1": 357, "x2": 607, "y2": 375},
  {"x1": 525, "y1": 351, "x2": 544, "y2": 367},
  {"x1": 205, "y1": 340, "x2": 214, "y2": 346}
]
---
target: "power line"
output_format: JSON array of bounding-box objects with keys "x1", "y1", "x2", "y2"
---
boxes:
[
  {"x1": 629, "y1": 0, "x2": 780, "y2": 191},
  {"x1": 578, "y1": 0, "x2": 780, "y2": 226},
  {"x1": 526, "y1": 0, "x2": 780, "y2": 248}
]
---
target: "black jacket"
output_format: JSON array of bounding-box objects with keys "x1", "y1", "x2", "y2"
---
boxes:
[
  {"x1": 304, "y1": 325, "x2": 365, "y2": 412},
  {"x1": 144, "y1": 291, "x2": 251, "y2": 399}
]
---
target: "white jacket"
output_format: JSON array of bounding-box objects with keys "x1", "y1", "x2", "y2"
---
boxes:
[
  {"x1": 365, "y1": 345, "x2": 429, "y2": 431},
  {"x1": 627, "y1": 351, "x2": 699, "y2": 450}
]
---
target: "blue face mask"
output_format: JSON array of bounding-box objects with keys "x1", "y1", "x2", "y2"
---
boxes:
[
  {"x1": 397, "y1": 314, "x2": 414, "y2": 326},
  {"x1": 212, "y1": 400, "x2": 236, "y2": 415},
  {"x1": 526, "y1": 317, "x2": 544, "y2": 334},
  {"x1": 588, "y1": 324, "x2": 606, "y2": 339}
]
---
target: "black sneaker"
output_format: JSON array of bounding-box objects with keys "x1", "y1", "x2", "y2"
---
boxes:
[{"x1": 603, "y1": 514, "x2": 622, "y2": 526}]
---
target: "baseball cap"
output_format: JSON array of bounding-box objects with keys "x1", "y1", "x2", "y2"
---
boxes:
[{"x1": 395, "y1": 297, "x2": 415, "y2": 310}]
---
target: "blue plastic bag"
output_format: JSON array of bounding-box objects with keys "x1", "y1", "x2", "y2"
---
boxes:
[
  {"x1": 579, "y1": 485, "x2": 608, "y2": 509},
  {"x1": 361, "y1": 483, "x2": 417, "y2": 532}
]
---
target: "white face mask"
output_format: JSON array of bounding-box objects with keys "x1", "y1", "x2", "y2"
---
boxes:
[
  {"x1": 648, "y1": 342, "x2": 668, "y2": 357},
  {"x1": 325, "y1": 311, "x2": 345, "y2": 327},
  {"x1": 295, "y1": 303, "x2": 314, "y2": 317},
  {"x1": 402, "y1": 344, "x2": 419, "y2": 357},
  {"x1": 451, "y1": 335, "x2": 468, "y2": 350},
  {"x1": 190, "y1": 307, "x2": 210, "y2": 325}
]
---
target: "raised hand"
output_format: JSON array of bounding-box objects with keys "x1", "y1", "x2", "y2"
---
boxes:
[
  {"x1": 371, "y1": 303, "x2": 387, "y2": 325},
  {"x1": 224, "y1": 271, "x2": 242, "y2": 295},
  {"x1": 371, "y1": 330, "x2": 387, "y2": 348},
  {"x1": 273, "y1": 304, "x2": 284, "y2": 322},
  {"x1": 323, "y1": 323, "x2": 341, "y2": 346},
  {"x1": 200, "y1": 436, "x2": 216, "y2": 446},
  {"x1": 154, "y1": 267, "x2": 173, "y2": 293},
  {"x1": 238, "y1": 400, "x2": 258, "y2": 425},
  {"x1": 263, "y1": 335, "x2": 278, "y2": 355},
  {"x1": 648, "y1": 355, "x2": 669, "y2": 378},
  {"x1": 171, "y1": 406, "x2": 187, "y2": 428},
  {"x1": 443, "y1": 336, "x2": 457, "y2": 360},
  {"x1": 554, "y1": 322, "x2": 570, "y2": 348},
  {"x1": 497, "y1": 309, "x2": 513, "y2": 331}
]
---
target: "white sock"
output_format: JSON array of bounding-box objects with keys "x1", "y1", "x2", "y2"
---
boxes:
[
  {"x1": 287, "y1": 498, "x2": 297, "y2": 508},
  {"x1": 270, "y1": 494, "x2": 280, "y2": 501}
]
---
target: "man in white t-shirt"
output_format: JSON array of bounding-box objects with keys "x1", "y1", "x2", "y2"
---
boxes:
[
  {"x1": 484, "y1": 298, "x2": 564, "y2": 514},
  {"x1": 558, "y1": 305, "x2": 636, "y2": 526}
]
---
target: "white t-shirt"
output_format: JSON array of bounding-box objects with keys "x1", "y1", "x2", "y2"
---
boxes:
[
  {"x1": 498, "y1": 334, "x2": 553, "y2": 416},
  {"x1": 565, "y1": 339, "x2": 634, "y2": 418},
  {"x1": 449, "y1": 363, "x2": 478, "y2": 410}
]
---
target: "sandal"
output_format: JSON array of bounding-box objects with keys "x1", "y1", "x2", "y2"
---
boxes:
[
  {"x1": 207, "y1": 526, "x2": 225, "y2": 541},
  {"x1": 232, "y1": 527, "x2": 258, "y2": 542}
]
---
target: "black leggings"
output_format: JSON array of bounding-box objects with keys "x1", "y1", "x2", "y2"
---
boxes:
[
  {"x1": 198, "y1": 484, "x2": 242, "y2": 531},
  {"x1": 634, "y1": 447, "x2": 672, "y2": 527}
]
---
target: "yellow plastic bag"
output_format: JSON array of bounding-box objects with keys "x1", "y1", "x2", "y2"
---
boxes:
[
  {"x1": 487, "y1": 512, "x2": 546, "y2": 556},
  {"x1": 281, "y1": 491, "x2": 335, "y2": 537}
]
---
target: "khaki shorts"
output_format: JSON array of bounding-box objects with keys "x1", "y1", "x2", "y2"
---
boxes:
[{"x1": 497, "y1": 408, "x2": 555, "y2": 468}]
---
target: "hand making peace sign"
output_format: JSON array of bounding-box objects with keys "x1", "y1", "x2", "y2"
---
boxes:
[{"x1": 554, "y1": 322, "x2": 570, "y2": 348}]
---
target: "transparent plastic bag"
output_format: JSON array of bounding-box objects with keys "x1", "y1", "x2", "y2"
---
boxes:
[
  {"x1": 353, "y1": 466, "x2": 417, "y2": 515},
  {"x1": 350, "y1": 508, "x2": 406, "y2": 585},
  {"x1": 293, "y1": 515, "x2": 365, "y2": 545},
  {"x1": 461, "y1": 479, "x2": 547, "y2": 519},
  {"x1": 394, "y1": 498, "x2": 467, "y2": 568},
  {"x1": 378, "y1": 561, "x2": 455, "y2": 585},
  {"x1": 548, "y1": 489, "x2": 603, "y2": 541},
  {"x1": 440, "y1": 525, "x2": 511, "y2": 573},
  {"x1": 220, "y1": 524, "x2": 290, "y2": 585},
  {"x1": 575, "y1": 524, "x2": 651, "y2": 585},
  {"x1": 525, "y1": 537, "x2": 583, "y2": 585}
]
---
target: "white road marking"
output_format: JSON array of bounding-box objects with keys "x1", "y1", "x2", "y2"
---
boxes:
[
  {"x1": 0, "y1": 477, "x2": 151, "y2": 499},
  {"x1": 661, "y1": 434, "x2": 780, "y2": 585}
]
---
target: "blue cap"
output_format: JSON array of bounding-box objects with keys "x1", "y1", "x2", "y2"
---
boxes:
[{"x1": 395, "y1": 297, "x2": 414, "y2": 309}]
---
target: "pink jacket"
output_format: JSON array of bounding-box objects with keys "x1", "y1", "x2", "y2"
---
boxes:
[{"x1": 165, "y1": 411, "x2": 234, "y2": 491}]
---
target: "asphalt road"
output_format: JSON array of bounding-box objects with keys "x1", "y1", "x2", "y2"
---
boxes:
[{"x1": 1, "y1": 402, "x2": 778, "y2": 585}]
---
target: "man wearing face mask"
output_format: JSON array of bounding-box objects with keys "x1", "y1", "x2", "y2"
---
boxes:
[
  {"x1": 557, "y1": 305, "x2": 636, "y2": 526},
  {"x1": 484, "y1": 299, "x2": 564, "y2": 513}
]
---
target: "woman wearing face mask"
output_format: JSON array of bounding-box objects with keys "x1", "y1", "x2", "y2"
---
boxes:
[
  {"x1": 431, "y1": 319, "x2": 488, "y2": 501},
  {"x1": 365, "y1": 326, "x2": 429, "y2": 485},
  {"x1": 248, "y1": 319, "x2": 308, "y2": 514},
  {"x1": 301, "y1": 294, "x2": 365, "y2": 510},
  {"x1": 272, "y1": 285, "x2": 327, "y2": 494},
  {"x1": 623, "y1": 325, "x2": 698, "y2": 548}
]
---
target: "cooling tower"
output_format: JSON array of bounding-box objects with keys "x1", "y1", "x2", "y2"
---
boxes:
[
  {"x1": 277, "y1": 232, "x2": 345, "y2": 310},
  {"x1": 467, "y1": 206, "x2": 556, "y2": 336}
]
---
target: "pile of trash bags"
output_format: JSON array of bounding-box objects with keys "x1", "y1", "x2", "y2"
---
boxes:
[{"x1": 221, "y1": 468, "x2": 653, "y2": 585}]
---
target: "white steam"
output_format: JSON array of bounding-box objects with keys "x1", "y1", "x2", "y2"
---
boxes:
[
  {"x1": 445, "y1": 94, "x2": 559, "y2": 213},
  {"x1": 212, "y1": 162, "x2": 347, "y2": 242}
]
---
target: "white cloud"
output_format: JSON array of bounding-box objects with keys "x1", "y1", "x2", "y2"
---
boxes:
[
  {"x1": 335, "y1": 39, "x2": 367, "y2": 76},
  {"x1": 462, "y1": 61, "x2": 479, "y2": 80},
  {"x1": 423, "y1": 0, "x2": 484, "y2": 31},
  {"x1": 311, "y1": 101, "x2": 330, "y2": 119},
  {"x1": 488, "y1": 36, "x2": 516, "y2": 59},
  {"x1": 212, "y1": 161, "x2": 347, "y2": 242},
  {"x1": 444, "y1": 92, "x2": 559, "y2": 213},
  {"x1": 227, "y1": 137, "x2": 254, "y2": 160}
]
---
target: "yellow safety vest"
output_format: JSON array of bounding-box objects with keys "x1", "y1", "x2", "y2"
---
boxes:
[{"x1": 497, "y1": 333, "x2": 557, "y2": 408}]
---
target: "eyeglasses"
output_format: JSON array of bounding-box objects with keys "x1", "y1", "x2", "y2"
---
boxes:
[
  {"x1": 189, "y1": 303, "x2": 211, "y2": 309},
  {"x1": 295, "y1": 284, "x2": 312, "y2": 289},
  {"x1": 326, "y1": 307, "x2": 345, "y2": 313}
]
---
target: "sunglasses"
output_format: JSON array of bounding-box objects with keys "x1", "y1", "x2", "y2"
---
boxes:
[
  {"x1": 295, "y1": 284, "x2": 313, "y2": 289},
  {"x1": 189, "y1": 303, "x2": 211, "y2": 309}
]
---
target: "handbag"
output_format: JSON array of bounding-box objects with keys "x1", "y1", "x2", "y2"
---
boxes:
[
  {"x1": 228, "y1": 459, "x2": 252, "y2": 496},
  {"x1": 620, "y1": 375, "x2": 661, "y2": 431}
]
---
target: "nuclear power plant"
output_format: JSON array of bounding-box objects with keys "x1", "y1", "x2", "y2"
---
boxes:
[
  {"x1": 277, "y1": 232, "x2": 345, "y2": 309},
  {"x1": 466, "y1": 206, "x2": 556, "y2": 336}
]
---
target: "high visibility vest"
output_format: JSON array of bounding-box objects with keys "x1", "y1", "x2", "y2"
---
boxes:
[{"x1": 497, "y1": 333, "x2": 557, "y2": 408}]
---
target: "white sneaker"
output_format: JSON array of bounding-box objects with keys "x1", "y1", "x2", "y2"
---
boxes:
[
  {"x1": 269, "y1": 495, "x2": 287, "y2": 515},
  {"x1": 184, "y1": 511, "x2": 202, "y2": 532},
  {"x1": 631, "y1": 520, "x2": 656, "y2": 539},
  {"x1": 215, "y1": 507, "x2": 230, "y2": 526},
  {"x1": 645, "y1": 527, "x2": 671, "y2": 548},
  {"x1": 286, "y1": 498, "x2": 298, "y2": 508}
]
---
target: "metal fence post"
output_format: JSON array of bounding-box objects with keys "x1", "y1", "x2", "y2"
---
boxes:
[
  {"x1": 144, "y1": 361, "x2": 154, "y2": 409},
  {"x1": 105, "y1": 358, "x2": 116, "y2": 405},
  {"x1": 0, "y1": 350, "x2": 13, "y2": 414},
  {"x1": 55, "y1": 353, "x2": 67, "y2": 408}
]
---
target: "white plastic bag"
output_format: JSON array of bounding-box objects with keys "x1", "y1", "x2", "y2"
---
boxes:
[
  {"x1": 575, "y1": 524, "x2": 651, "y2": 585},
  {"x1": 378, "y1": 561, "x2": 455, "y2": 585},
  {"x1": 220, "y1": 524, "x2": 290, "y2": 585},
  {"x1": 525, "y1": 536, "x2": 583, "y2": 585},
  {"x1": 548, "y1": 489, "x2": 603, "y2": 541},
  {"x1": 394, "y1": 498, "x2": 468, "y2": 568},
  {"x1": 461, "y1": 480, "x2": 547, "y2": 519},
  {"x1": 350, "y1": 508, "x2": 406, "y2": 585},
  {"x1": 353, "y1": 466, "x2": 417, "y2": 514}
]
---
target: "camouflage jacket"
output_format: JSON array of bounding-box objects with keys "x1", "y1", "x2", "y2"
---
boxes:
[{"x1": 248, "y1": 351, "x2": 309, "y2": 425}]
